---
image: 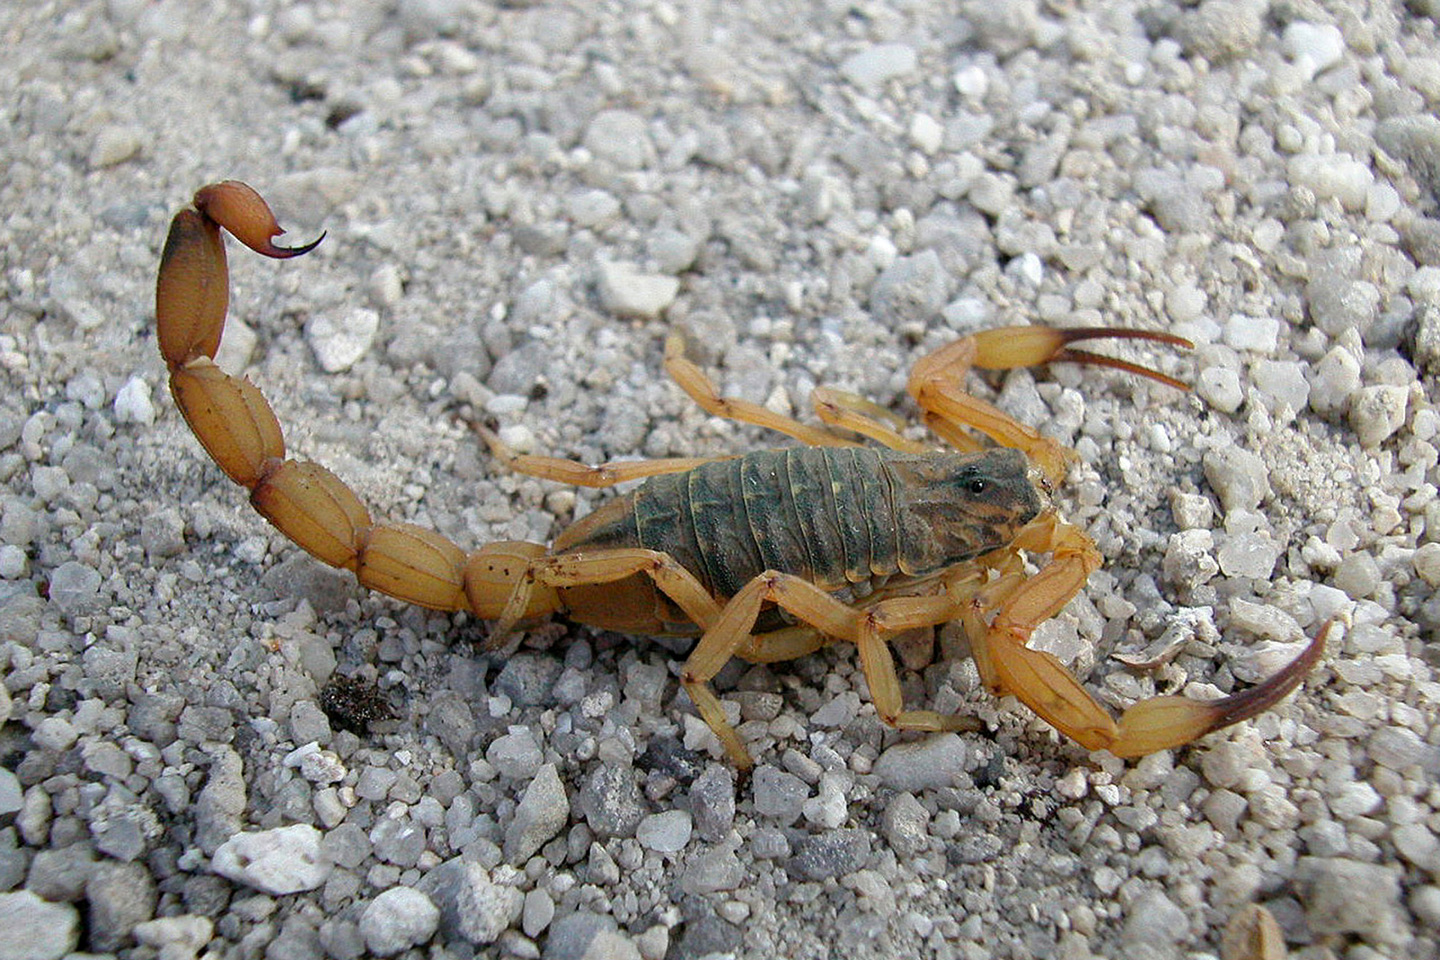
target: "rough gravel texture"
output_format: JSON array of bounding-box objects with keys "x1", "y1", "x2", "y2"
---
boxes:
[{"x1": 3, "y1": 1, "x2": 1439, "y2": 959}]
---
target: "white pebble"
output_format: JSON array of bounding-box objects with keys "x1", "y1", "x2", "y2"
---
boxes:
[
  {"x1": 1223, "y1": 313, "x2": 1279, "y2": 353},
  {"x1": 839, "y1": 43, "x2": 918, "y2": 88},
  {"x1": 1251, "y1": 360, "x2": 1310, "y2": 414},
  {"x1": 1282, "y1": 22, "x2": 1345, "y2": 77},
  {"x1": 908, "y1": 113, "x2": 943, "y2": 155},
  {"x1": 1414, "y1": 543, "x2": 1440, "y2": 587},
  {"x1": 113, "y1": 376, "x2": 155, "y2": 425},
  {"x1": 953, "y1": 64, "x2": 988, "y2": 100},
  {"x1": 1309, "y1": 346, "x2": 1361, "y2": 419},
  {"x1": 307, "y1": 308, "x2": 379, "y2": 373},
  {"x1": 0, "y1": 545, "x2": 27, "y2": 579},
  {"x1": 636, "y1": 810, "x2": 693, "y2": 853},
  {"x1": 597, "y1": 261, "x2": 679, "y2": 319},
  {"x1": 1196, "y1": 366, "x2": 1243, "y2": 413},
  {"x1": 211, "y1": 824, "x2": 331, "y2": 894}
]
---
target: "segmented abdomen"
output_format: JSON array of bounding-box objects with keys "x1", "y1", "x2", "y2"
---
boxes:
[{"x1": 635, "y1": 447, "x2": 901, "y2": 600}]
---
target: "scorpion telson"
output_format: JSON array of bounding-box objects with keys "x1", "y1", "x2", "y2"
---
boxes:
[{"x1": 156, "y1": 180, "x2": 1326, "y2": 768}]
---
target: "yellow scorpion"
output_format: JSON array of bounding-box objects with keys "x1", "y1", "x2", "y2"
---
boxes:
[{"x1": 156, "y1": 181, "x2": 1325, "y2": 768}]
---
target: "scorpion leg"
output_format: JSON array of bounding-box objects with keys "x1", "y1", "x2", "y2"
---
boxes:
[
  {"x1": 960, "y1": 516, "x2": 1326, "y2": 756},
  {"x1": 470, "y1": 420, "x2": 725, "y2": 487},
  {"x1": 665, "y1": 334, "x2": 856, "y2": 447},
  {"x1": 810, "y1": 387, "x2": 929, "y2": 452},
  {"x1": 909, "y1": 325, "x2": 1193, "y2": 483},
  {"x1": 680, "y1": 573, "x2": 985, "y2": 766}
]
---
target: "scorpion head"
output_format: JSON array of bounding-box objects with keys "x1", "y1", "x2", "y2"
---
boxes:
[{"x1": 889, "y1": 447, "x2": 1048, "y2": 577}]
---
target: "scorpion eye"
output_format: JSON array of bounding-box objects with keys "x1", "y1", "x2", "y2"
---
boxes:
[{"x1": 966, "y1": 477, "x2": 987, "y2": 495}]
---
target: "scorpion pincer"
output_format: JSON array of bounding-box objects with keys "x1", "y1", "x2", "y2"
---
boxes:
[{"x1": 155, "y1": 181, "x2": 1327, "y2": 769}]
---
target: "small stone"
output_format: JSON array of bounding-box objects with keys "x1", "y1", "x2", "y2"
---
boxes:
[
  {"x1": 751, "y1": 766, "x2": 808, "y2": 825},
  {"x1": 909, "y1": 114, "x2": 943, "y2": 155},
  {"x1": 133, "y1": 915, "x2": 213, "y2": 960},
  {"x1": 1281, "y1": 22, "x2": 1345, "y2": 76},
  {"x1": 1348, "y1": 384, "x2": 1408, "y2": 448},
  {"x1": 487, "y1": 727, "x2": 544, "y2": 780},
  {"x1": 576, "y1": 764, "x2": 644, "y2": 839},
  {"x1": 141, "y1": 507, "x2": 186, "y2": 559},
  {"x1": 1164, "y1": 529, "x2": 1219, "y2": 590},
  {"x1": 1376, "y1": 114, "x2": 1440, "y2": 195},
  {"x1": 90, "y1": 125, "x2": 142, "y2": 168},
  {"x1": 791, "y1": 829, "x2": 872, "y2": 881},
  {"x1": 522, "y1": 889, "x2": 554, "y2": 938},
  {"x1": 1203, "y1": 446, "x2": 1271, "y2": 512},
  {"x1": 417, "y1": 860, "x2": 522, "y2": 946},
  {"x1": 359, "y1": 887, "x2": 439, "y2": 956},
  {"x1": 1217, "y1": 532, "x2": 1281, "y2": 579},
  {"x1": 211, "y1": 824, "x2": 330, "y2": 894},
  {"x1": 1251, "y1": 360, "x2": 1309, "y2": 414},
  {"x1": 871, "y1": 251, "x2": 948, "y2": 326},
  {"x1": 1369, "y1": 725, "x2": 1429, "y2": 770},
  {"x1": 597, "y1": 262, "x2": 679, "y2": 319},
  {"x1": 1306, "y1": 276, "x2": 1380, "y2": 337},
  {"x1": 1177, "y1": 0, "x2": 1263, "y2": 62},
  {"x1": 0, "y1": 891, "x2": 80, "y2": 960},
  {"x1": 86, "y1": 860, "x2": 157, "y2": 951},
  {"x1": 1333, "y1": 552, "x2": 1381, "y2": 599},
  {"x1": 1299, "y1": 857, "x2": 1407, "y2": 944},
  {"x1": 689, "y1": 764, "x2": 736, "y2": 842},
  {"x1": 47, "y1": 561, "x2": 103, "y2": 614},
  {"x1": 1196, "y1": 366, "x2": 1244, "y2": 413},
  {"x1": 838, "y1": 43, "x2": 918, "y2": 88},
  {"x1": 636, "y1": 810, "x2": 692, "y2": 853},
  {"x1": 583, "y1": 109, "x2": 651, "y2": 169},
  {"x1": 113, "y1": 377, "x2": 155, "y2": 425},
  {"x1": 881, "y1": 792, "x2": 930, "y2": 856},
  {"x1": 872, "y1": 733, "x2": 969, "y2": 792},
  {"x1": 680, "y1": 847, "x2": 744, "y2": 895},
  {"x1": 504, "y1": 764, "x2": 569, "y2": 863},
  {"x1": 1309, "y1": 345, "x2": 1361, "y2": 419},
  {"x1": 307, "y1": 308, "x2": 379, "y2": 373},
  {"x1": 1122, "y1": 890, "x2": 1189, "y2": 951}
]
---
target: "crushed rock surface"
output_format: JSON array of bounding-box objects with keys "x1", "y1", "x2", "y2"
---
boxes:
[{"x1": 2, "y1": 1, "x2": 1438, "y2": 958}]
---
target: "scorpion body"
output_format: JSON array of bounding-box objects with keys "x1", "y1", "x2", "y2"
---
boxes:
[
  {"x1": 555, "y1": 446, "x2": 1044, "y2": 635},
  {"x1": 154, "y1": 181, "x2": 1326, "y2": 768}
]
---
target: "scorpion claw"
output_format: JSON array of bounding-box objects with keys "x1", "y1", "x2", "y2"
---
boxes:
[
  {"x1": 968, "y1": 325, "x2": 1194, "y2": 391},
  {"x1": 193, "y1": 181, "x2": 325, "y2": 259}
]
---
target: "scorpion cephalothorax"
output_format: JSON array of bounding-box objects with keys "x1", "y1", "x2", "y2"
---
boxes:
[{"x1": 156, "y1": 180, "x2": 1326, "y2": 768}]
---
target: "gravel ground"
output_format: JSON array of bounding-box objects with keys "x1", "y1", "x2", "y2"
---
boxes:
[{"x1": 3, "y1": 1, "x2": 1439, "y2": 958}]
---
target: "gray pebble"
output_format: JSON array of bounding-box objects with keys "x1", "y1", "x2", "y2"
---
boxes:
[
  {"x1": 492, "y1": 653, "x2": 561, "y2": 707},
  {"x1": 1251, "y1": 360, "x2": 1309, "y2": 414},
  {"x1": 522, "y1": 888, "x2": 555, "y2": 938},
  {"x1": 140, "y1": 507, "x2": 185, "y2": 559},
  {"x1": 791, "y1": 828, "x2": 872, "y2": 881},
  {"x1": 1368, "y1": 726, "x2": 1430, "y2": 771},
  {"x1": 194, "y1": 745, "x2": 245, "y2": 854},
  {"x1": 487, "y1": 726, "x2": 544, "y2": 780},
  {"x1": 417, "y1": 858, "x2": 522, "y2": 945},
  {"x1": 370, "y1": 817, "x2": 426, "y2": 867},
  {"x1": 359, "y1": 886, "x2": 439, "y2": 956},
  {"x1": 872, "y1": 733, "x2": 969, "y2": 792},
  {"x1": 504, "y1": 763, "x2": 569, "y2": 863},
  {"x1": 0, "y1": 890, "x2": 79, "y2": 960},
  {"x1": 1176, "y1": 0, "x2": 1263, "y2": 62},
  {"x1": 86, "y1": 859, "x2": 157, "y2": 951},
  {"x1": 1309, "y1": 345, "x2": 1361, "y2": 419},
  {"x1": 319, "y1": 822, "x2": 369, "y2": 870},
  {"x1": 1121, "y1": 889, "x2": 1189, "y2": 951},
  {"x1": 1299, "y1": 857, "x2": 1407, "y2": 944},
  {"x1": 426, "y1": 696, "x2": 476, "y2": 758},
  {"x1": 871, "y1": 251, "x2": 949, "y2": 327},
  {"x1": 679, "y1": 847, "x2": 744, "y2": 895},
  {"x1": 689, "y1": 764, "x2": 736, "y2": 842},
  {"x1": 636, "y1": 810, "x2": 692, "y2": 853},
  {"x1": 47, "y1": 561, "x2": 102, "y2": 615},
  {"x1": 25, "y1": 844, "x2": 95, "y2": 902},
  {"x1": 881, "y1": 792, "x2": 930, "y2": 856},
  {"x1": 577, "y1": 764, "x2": 644, "y2": 839},
  {"x1": 1306, "y1": 275, "x2": 1380, "y2": 337},
  {"x1": 838, "y1": 43, "x2": 918, "y2": 89},
  {"x1": 133, "y1": 915, "x2": 213, "y2": 960},
  {"x1": 1376, "y1": 114, "x2": 1440, "y2": 194},
  {"x1": 288, "y1": 700, "x2": 332, "y2": 747},
  {"x1": 0, "y1": 768, "x2": 19, "y2": 817},
  {"x1": 751, "y1": 766, "x2": 808, "y2": 825},
  {"x1": 583, "y1": 109, "x2": 651, "y2": 170}
]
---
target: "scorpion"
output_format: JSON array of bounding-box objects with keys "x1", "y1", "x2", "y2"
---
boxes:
[{"x1": 155, "y1": 181, "x2": 1326, "y2": 769}]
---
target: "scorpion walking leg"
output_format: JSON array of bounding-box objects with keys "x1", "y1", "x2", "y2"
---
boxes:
[
  {"x1": 470, "y1": 420, "x2": 728, "y2": 487},
  {"x1": 680, "y1": 574, "x2": 984, "y2": 767},
  {"x1": 909, "y1": 326, "x2": 1193, "y2": 483},
  {"x1": 961, "y1": 515, "x2": 1326, "y2": 756},
  {"x1": 664, "y1": 334, "x2": 857, "y2": 447}
]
